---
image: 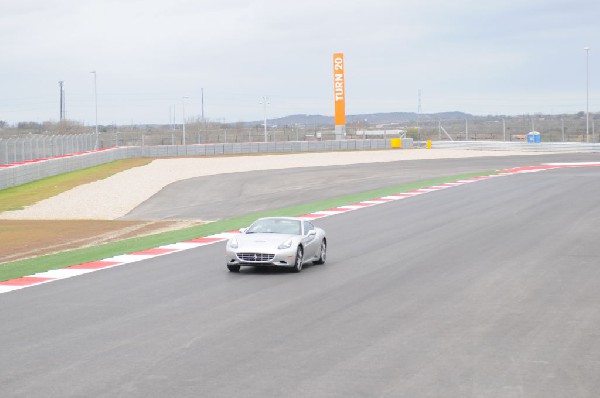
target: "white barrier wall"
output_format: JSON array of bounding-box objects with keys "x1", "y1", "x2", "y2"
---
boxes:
[
  {"x1": 0, "y1": 148, "x2": 133, "y2": 190},
  {"x1": 430, "y1": 140, "x2": 600, "y2": 152},
  {"x1": 8, "y1": 138, "x2": 600, "y2": 191},
  {"x1": 0, "y1": 139, "x2": 412, "y2": 190}
]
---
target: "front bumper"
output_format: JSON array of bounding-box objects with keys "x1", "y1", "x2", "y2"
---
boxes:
[{"x1": 226, "y1": 247, "x2": 297, "y2": 267}]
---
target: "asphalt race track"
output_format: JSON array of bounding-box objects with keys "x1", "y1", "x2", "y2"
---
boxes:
[
  {"x1": 1, "y1": 155, "x2": 600, "y2": 397},
  {"x1": 122, "y1": 153, "x2": 599, "y2": 221}
]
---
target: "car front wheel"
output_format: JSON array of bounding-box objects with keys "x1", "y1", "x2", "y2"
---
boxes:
[
  {"x1": 314, "y1": 239, "x2": 326, "y2": 265},
  {"x1": 292, "y1": 246, "x2": 304, "y2": 273},
  {"x1": 227, "y1": 264, "x2": 240, "y2": 272}
]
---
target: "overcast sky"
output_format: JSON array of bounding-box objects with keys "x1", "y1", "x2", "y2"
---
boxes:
[{"x1": 0, "y1": 0, "x2": 598, "y2": 125}]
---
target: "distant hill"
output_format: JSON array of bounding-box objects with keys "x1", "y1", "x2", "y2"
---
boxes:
[{"x1": 247, "y1": 111, "x2": 471, "y2": 126}]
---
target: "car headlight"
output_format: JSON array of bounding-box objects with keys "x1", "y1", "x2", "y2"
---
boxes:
[
  {"x1": 228, "y1": 237, "x2": 239, "y2": 249},
  {"x1": 278, "y1": 239, "x2": 293, "y2": 249}
]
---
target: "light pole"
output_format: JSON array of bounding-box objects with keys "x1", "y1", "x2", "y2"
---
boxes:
[
  {"x1": 584, "y1": 47, "x2": 590, "y2": 143},
  {"x1": 259, "y1": 96, "x2": 270, "y2": 142},
  {"x1": 201, "y1": 88, "x2": 205, "y2": 144},
  {"x1": 58, "y1": 80, "x2": 65, "y2": 121},
  {"x1": 182, "y1": 96, "x2": 189, "y2": 146},
  {"x1": 90, "y1": 71, "x2": 98, "y2": 149}
]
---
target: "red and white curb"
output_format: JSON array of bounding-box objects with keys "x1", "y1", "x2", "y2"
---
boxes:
[{"x1": 2, "y1": 162, "x2": 600, "y2": 295}]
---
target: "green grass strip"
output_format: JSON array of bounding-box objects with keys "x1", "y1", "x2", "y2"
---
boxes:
[{"x1": 0, "y1": 170, "x2": 496, "y2": 281}]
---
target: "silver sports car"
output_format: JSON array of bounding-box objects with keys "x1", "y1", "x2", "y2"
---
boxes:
[{"x1": 225, "y1": 217, "x2": 327, "y2": 272}]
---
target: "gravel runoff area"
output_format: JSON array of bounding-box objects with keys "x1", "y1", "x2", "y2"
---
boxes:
[{"x1": 0, "y1": 149, "x2": 549, "y2": 221}]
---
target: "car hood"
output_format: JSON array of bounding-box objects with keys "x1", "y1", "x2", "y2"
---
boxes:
[{"x1": 233, "y1": 233, "x2": 299, "y2": 251}]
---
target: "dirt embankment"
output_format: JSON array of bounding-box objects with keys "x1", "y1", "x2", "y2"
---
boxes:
[{"x1": 0, "y1": 220, "x2": 203, "y2": 264}]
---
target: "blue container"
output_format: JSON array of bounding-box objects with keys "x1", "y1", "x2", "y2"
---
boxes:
[{"x1": 527, "y1": 131, "x2": 541, "y2": 143}]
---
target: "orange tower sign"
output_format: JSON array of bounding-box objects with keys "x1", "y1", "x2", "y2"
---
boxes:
[{"x1": 333, "y1": 53, "x2": 346, "y2": 139}]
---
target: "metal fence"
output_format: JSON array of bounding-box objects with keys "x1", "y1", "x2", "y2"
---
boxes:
[
  {"x1": 0, "y1": 133, "x2": 97, "y2": 164},
  {"x1": 0, "y1": 129, "x2": 412, "y2": 166},
  {"x1": 100, "y1": 128, "x2": 393, "y2": 147},
  {"x1": 410, "y1": 116, "x2": 598, "y2": 143},
  {"x1": 3, "y1": 114, "x2": 597, "y2": 165}
]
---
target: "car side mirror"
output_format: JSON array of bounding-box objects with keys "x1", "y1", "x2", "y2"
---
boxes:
[
  {"x1": 239, "y1": 227, "x2": 248, "y2": 234},
  {"x1": 307, "y1": 230, "x2": 316, "y2": 236}
]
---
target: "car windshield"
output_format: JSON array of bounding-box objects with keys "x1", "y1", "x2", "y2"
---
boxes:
[{"x1": 246, "y1": 219, "x2": 301, "y2": 235}]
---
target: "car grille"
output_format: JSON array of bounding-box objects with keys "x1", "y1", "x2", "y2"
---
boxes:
[{"x1": 237, "y1": 253, "x2": 275, "y2": 262}]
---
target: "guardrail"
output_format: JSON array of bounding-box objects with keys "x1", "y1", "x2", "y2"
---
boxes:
[
  {"x1": 430, "y1": 140, "x2": 600, "y2": 152},
  {"x1": 0, "y1": 139, "x2": 416, "y2": 190}
]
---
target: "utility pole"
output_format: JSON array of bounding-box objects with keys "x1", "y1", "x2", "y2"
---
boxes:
[
  {"x1": 169, "y1": 106, "x2": 174, "y2": 145},
  {"x1": 173, "y1": 104, "x2": 176, "y2": 131},
  {"x1": 90, "y1": 71, "x2": 98, "y2": 149},
  {"x1": 201, "y1": 88, "x2": 205, "y2": 144},
  {"x1": 417, "y1": 89, "x2": 422, "y2": 141},
  {"x1": 58, "y1": 81, "x2": 65, "y2": 121},
  {"x1": 259, "y1": 96, "x2": 270, "y2": 142},
  {"x1": 182, "y1": 96, "x2": 189, "y2": 146},
  {"x1": 584, "y1": 47, "x2": 590, "y2": 143}
]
